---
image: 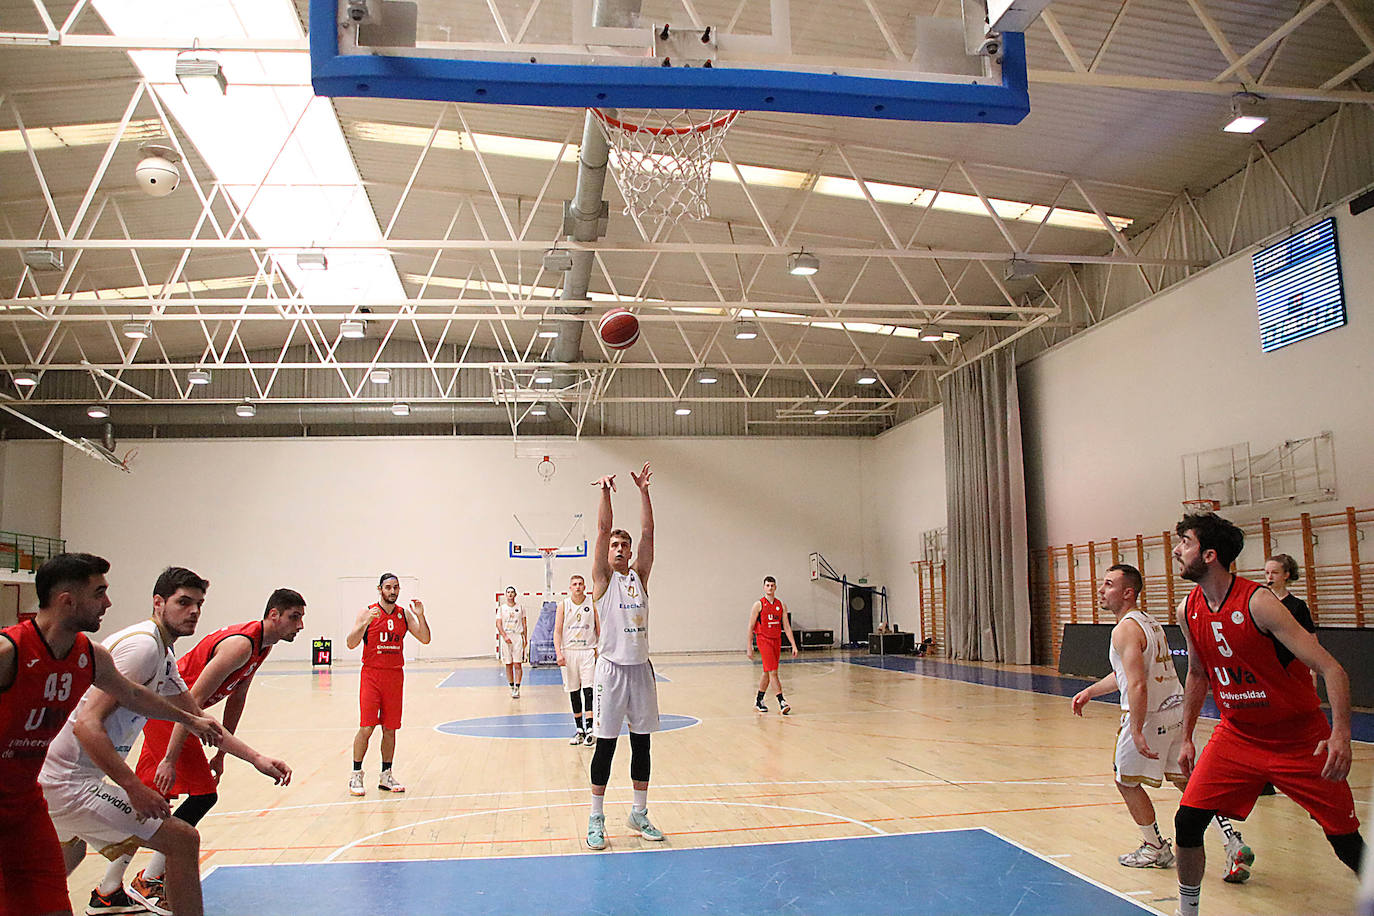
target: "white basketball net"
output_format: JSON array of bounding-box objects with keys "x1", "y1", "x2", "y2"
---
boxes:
[{"x1": 592, "y1": 108, "x2": 739, "y2": 230}]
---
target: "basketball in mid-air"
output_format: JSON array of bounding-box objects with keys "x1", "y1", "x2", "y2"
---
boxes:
[{"x1": 597, "y1": 308, "x2": 640, "y2": 350}]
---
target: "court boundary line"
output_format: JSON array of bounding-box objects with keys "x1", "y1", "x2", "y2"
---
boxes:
[{"x1": 980, "y1": 827, "x2": 1160, "y2": 914}]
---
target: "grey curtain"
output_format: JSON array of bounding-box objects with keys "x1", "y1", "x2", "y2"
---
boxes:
[{"x1": 940, "y1": 349, "x2": 1031, "y2": 663}]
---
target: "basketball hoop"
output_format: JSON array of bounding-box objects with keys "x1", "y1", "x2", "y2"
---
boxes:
[
  {"x1": 591, "y1": 108, "x2": 739, "y2": 229},
  {"x1": 536, "y1": 455, "x2": 556, "y2": 484},
  {"x1": 1182, "y1": 498, "x2": 1222, "y2": 514}
]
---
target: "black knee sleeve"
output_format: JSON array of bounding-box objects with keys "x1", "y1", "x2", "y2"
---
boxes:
[
  {"x1": 1327, "y1": 830, "x2": 1365, "y2": 872},
  {"x1": 583, "y1": 687, "x2": 594, "y2": 716},
  {"x1": 173, "y1": 792, "x2": 218, "y2": 827},
  {"x1": 629, "y1": 732, "x2": 651, "y2": 783},
  {"x1": 590, "y1": 737, "x2": 616, "y2": 787},
  {"x1": 1174, "y1": 805, "x2": 1214, "y2": 848},
  {"x1": 569, "y1": 690, "x2": 583, "y2": 716}
]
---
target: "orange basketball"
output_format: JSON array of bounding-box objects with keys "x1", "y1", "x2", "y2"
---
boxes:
[{"x1": 597, "y1": 308, "x2": 640, "y2": 350}]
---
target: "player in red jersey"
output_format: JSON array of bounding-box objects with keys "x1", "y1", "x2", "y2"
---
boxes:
[
  {"x1": 345, "y1": 573, "x2": 430, "y2": 796},
  {"x1": 0, "y1": 554, "x2": 221, "y2": 916},
  {"x1": 1171, "y1": 511, "x2": 1364, "y2": 916},
  {"x1": 97, "y1": 589, "x2": 305, "y2": 909},
  {"x1": 746, "y1": 576, "x2": 798, "y2": 715}
]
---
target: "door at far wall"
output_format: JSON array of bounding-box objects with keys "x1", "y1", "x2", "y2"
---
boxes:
[{"x1": 335, "y1": 576, "x2": 428, "y2": 662}]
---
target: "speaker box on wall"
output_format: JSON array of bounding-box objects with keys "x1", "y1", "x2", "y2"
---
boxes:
[{"x1": 847, "y1": 587, "x2": 874, "y2": 645}]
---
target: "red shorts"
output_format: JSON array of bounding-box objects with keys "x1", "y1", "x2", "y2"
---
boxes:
[
  {"x1": 0, "y1": 789, "x2": 71, "y2": 916},
  {"x1": 756, "y1": 636, "x2": 781, "y2": 672},
  {"x1": 1180, "y1": 722, "x2": 1360, "y2": 835},
  {"x1": 136, "y1": 717, "x2": 218, "y2": 798},
  {"x1": 360, "y1": 666, "x2": 404, "y2": 729}
]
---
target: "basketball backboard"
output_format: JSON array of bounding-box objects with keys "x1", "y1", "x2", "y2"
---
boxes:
[
  {"x1": 509, "y1": 511, "x2": 589, "y2": 560},
  {"x1": 310, "y1": 0, "x2": 1030, "y2": 123}
]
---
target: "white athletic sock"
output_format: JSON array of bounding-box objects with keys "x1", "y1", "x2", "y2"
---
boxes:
[
  {"x1": 1177, "y1": 882, "x2": 1201, "y2": 916},
  {"x1": 1213, "y1": 815, "x2": 1240, "y2": 844},
  {"x1": 632, "y1": 789, "x2": 648, "y2": 813},
  {"x1": 1139, "y1": 822, "x2": 1164, "y2": 847},
  {"x1": 99, "y1": 854, "x2": 132, "y2": 895},
  {"x1": 590, "y1": 794, "x2": 605, "y2": 817},
  {"x1": 144, "y1": 851, "x2": 167, "y2": 881}
]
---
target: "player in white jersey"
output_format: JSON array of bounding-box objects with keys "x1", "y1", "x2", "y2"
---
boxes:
[
  {"x1": 555, "y1": 574, "x2": 599, "y2": 746},
  {"x1": 39, "y1": 567, "x2": 290, "y2": 916},
  {"x1": 495, "y1": 586, "x2": 527, "y2": 698},
  {"x1": 1070, "y1": 564, "x2": 1253, "y2": 880},
  {"x1": 584, "y1": 461, "x2": 661, "y2": 851}
]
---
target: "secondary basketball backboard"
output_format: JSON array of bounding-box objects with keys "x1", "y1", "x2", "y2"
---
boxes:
[
  {"x1": 310, "y1": 0, "x2": 1030, "y2": 123},
  {"x1": 509, "y1": 511, "x2": 589, "y2": 560}
]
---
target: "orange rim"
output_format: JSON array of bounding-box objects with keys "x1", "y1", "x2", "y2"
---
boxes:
[{"x1": 591, "y1": 108, "x2": 739, "y2": 136}]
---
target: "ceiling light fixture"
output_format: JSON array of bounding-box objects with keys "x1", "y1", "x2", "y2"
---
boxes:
[
  {"x1": 856, "y1": 368, "x2": 879, "y2": 385},
  {"x1": 812, "y1": 405, "x2": 831, "y2": 416},
  {"x1": 235, "y1": 402, "x2": 256, "y2": 418},
  {"x1": 734, "y1": 320, "x2": 759, "y2": 340},
  {"x1": 390, "y1": 402, "x2": 411, "y2": 417},
  {"x1": 529, "y1": 402, "x2": 548, "y2": 416},
  {"x1": 542, "y1": 248, "x2": 573, "y2": 272},
  {"x1": 920, "y1": 326, "x2": 946, "y2": 342},
  {"x1": 21, "y1": 248, "x2": 63, "y2": 271},
  {"x1": 340, "y1": 319, "x2": 366, "y2": 339},
  {"x1": 674, "y1": 404, "x2": 693, "y2": 416},
  {"x1": 694, "y1": 367, "x2": 719, "y2": 384},
  {"x1": 787, "y1": 250, "x2": 820, "y2": 276},
  {"x1": 86, "y1": 404, "x2": 110, "y2": 420},
  {"x1": 295, "y1": 250, "x2": 328, "y2": 271},
  {"x1": 533, "y1": 370, "x2": 555, "y2": 384},
  {"x1": 174, "y1": 55, "x2": 228, "y2": 95},
  {"x1": 12, "y1": 369, "x2": 38, "y2": 388},
  {"x1": 1223, "y1": 92, "x2": 1268, "y2": 134},
  {"x1": 369, "y1": 368, "x2": 391, "y2": 384},
  {"x1": 1004, "y1": 257, "x2": 1037, "y2": 281},
  {"x1": 536, "y1": 320, "x2": 560, "y2": 339},
  {"x1": 187, "y1": 368, "x2": 211, "y2": 385},
  {"x1": 121, "y1": 320, "x2": 151, "y2": 339}
]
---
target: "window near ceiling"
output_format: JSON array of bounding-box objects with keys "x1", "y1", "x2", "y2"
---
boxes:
[{"x1": 1253, "y1": 217, "x2": 1346, "y2": 353}]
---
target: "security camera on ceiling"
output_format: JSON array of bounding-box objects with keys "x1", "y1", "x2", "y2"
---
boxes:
[{"x1": 135, "y1": 143, "x2": 182, "y2": 198}]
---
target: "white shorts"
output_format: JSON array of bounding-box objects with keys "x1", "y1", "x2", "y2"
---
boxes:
[
  {"x1": 1115, "y1": 707, "x2": 1187, "y2": 788},
  {"x1": 561, "y1": 648, "x2": 596, "y2": 692},
  {"x1": 593, "y1": 658, "x2": 660, "y2": 739},
  {"x1": 41, "y1": 774, "x2": 163, "y2": 860},
  {"x1": 498, "y1": 635, "x2": 525, "y2": 665}
]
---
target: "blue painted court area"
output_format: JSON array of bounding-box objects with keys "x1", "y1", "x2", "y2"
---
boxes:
[
  {"x1": 436, "y1": 712, "x2": 699, "y2": 739},
  {"x1": 439, "y1": 668, "x2": 669, "y2": 688},
  {"x1": 203, "y1": 829, "x2": 1150, "y2": 916},
  {"x1": 849, "y1": 654, "x2": 1374, "y2": 742}
]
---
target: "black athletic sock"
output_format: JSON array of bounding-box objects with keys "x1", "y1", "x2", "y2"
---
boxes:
[
  {"x1": 381, "y1": 761, "x2": 392, "y2": 771},
  {"x1": 352, "y1": 760, "x2": 362, "y2": 771},
  {"x1": 756, "y1": 691, "x2": 765, "y2": 702},
  {"x1": 776, "y1": 693, "x2": 785, "y2": 703}
]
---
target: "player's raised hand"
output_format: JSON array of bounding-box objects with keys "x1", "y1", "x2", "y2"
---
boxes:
[
  {"x1": 631, "y1": 461, "x2": 652, "y2": 489},
  {"x1": 411, "y1": 598, "x2": 425, "y2": 616},
  {"x1": 592, "y1": 474, "x2": 617, "y2": 491}
]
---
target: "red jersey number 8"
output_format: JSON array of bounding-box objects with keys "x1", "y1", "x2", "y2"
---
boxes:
[{"x1": 1210, "y1": 620, "x2": 1233, "y2": 658}]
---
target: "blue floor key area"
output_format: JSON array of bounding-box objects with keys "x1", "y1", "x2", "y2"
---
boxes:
[
  {"x1": 439, "y1": 668, "x2": 669, "y2": 688},
  {"x1": 202, "y1": 829, "x2": 1152, "y2": 916},
  {"x1": 436, "y1": 712, "x2": 699, "y2": 739}
]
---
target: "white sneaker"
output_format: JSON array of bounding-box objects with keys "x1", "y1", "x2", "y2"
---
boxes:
[
  {"x1": 348, "y1": 770, "x2": 365, "y2": 796},
  {"x1": 627, "y1": 808, "x2": 665, "y2": 841},
  {"x1": 584, "y1": 729, "x2": 596, "y2": 746},
  {"x1": 512, "y1": 684, "x2": 521, "y2": 698},
  {"x1": 1223, "y1": 834, "x2": 1254, "y2": 883},
  {"x1": 378, "y1": 769, "x2": 406, "y2": 792},
  {"x1": 570, "y1": 729, "x2": 586, "y2": 745},
  {"x1": 1119, "y1": 839, "x2": 1174, "y2": 868}
]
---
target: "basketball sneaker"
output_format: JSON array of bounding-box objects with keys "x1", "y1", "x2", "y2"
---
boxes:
[
  {"x1": 753, "y1": 697, "x2": 768, "y2": 713},
  {"x1": 128, "y1": 870, "x2": 172, "y2": 916},
  {"x1": 1223, "y1": 834, "x2": 1254, "y2": 883},
  {"x1": 779, "y1": 699, "x2": 792, "y2": 715},
  {"x1": 586, "y1": 813, "x2": 607, "y2": 850},
  {"x1": 513, "y1": 684, "x2": 521, "y2": 698},
  {"x1": 378, "y1": 769, "x2": 406, "y2": 792},
  {"x1": 627, "y1": 808, "x2": 665, "y2": 841},
  {"x1": 85, "y1": 886, "x2": 144, "y2": 914},
  {"x1": 349, "y1": 770, "x2": 365, "y2": 796},
  {"x1": 1119, "y1": 839, "x2": 1174, "y2": 868},
  {"x1": 570, "y1": 729, "x2": 586, "y2": 745},
  {"x1": 584, "y1": 730, "x2": 596, "y2": 746}
]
